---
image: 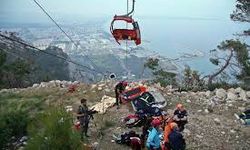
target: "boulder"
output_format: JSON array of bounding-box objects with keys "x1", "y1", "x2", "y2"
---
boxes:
[
  {"x1": 198, "y1": 91, "x2": 206, "y2": 96},
  {"x1": 98, "y1": 83, "x2": 106, "y2": 88},
  {"x1": 197, "y1": 110, "x2": 202, "y2": 113},
  {"x1": 91, "y1": 84, "x2": 97, "y2": 89},
  {"x1": 104, "y1": 88, "x2": 111, "y2": 92},
  {"x1": 39, "y1": 82, "x2": 46, "y2": 88},
  {"x1": 0, "y1": 89, "x2": 9, "y2": 93},
  {"x1": 190, "y1": 92, "x2": 196, "y2": 96},
  {"x1": 238, "y1": 107, "x2": 245, "y2": 111},
  {"x1": 204, "y1": 109, "x2": 209, "y2": 113},
  {"x1": 32, "y1": 83, "x2": 39, "y2": 88},
  {"x1": 246, "y1": 91, "x2": 250, "y2": 98},
  {"x1": 215, "y1": 88, "x2": 227, "y2": 99},
  {"x1": 227, "y1": 103, "x2": 233, "y2": 107},
  {"x1": 239, "y1": 90, "x2": 247, "y2": 101},
  {"x1": 72, "y1": 81, "x2": 80, "y2": 85},
  {"x1": 92, "y1": 142, "x2": 99, "y2": 149},
  {"x1": 226, "y1": 92, "x2": 238, "y2": 101},
  {"x1": 181, "y1": 91, "x2": 187, "y2": 94},
  {"x1": 235, "y1": 87, "x2": 243, "y2": 94},
  {"x1": 205, "y1": 91, "x2": 211, "y2": 98},
  {"x1": 196, "y1": 135, "x2": 203, "y2": 139},
  {"x1": 183, "y1": 129, "x2": 191, "y2": 136},
  {"x1": 214, "y1": 118, "x2": 221, "y2": 125},
  {"x1": 47, "y1": 81, "x2": 57, "y2": 87},
  {"x1": 227, "y1": 88, "x2": 236, "y2": 93}
]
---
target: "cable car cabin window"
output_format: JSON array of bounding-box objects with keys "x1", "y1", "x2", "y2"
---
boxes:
[{"x1": 112, "y1": 20, "x2": 134, "y2": 30}]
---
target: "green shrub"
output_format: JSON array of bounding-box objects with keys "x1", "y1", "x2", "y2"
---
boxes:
[
  {"x1": 26, "y1": 108, "x2": 82, "y2": 150},
  {"x1": 207, "y1": 82, "x2": 239, "y2": 91},
  {"x1": 0, "y1": 110, "x2": 29, "y2": 149}
]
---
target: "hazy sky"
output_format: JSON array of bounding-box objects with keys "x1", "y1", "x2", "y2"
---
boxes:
[{"x1": 0, "y1": 0, "x2": 236, "y2": 23}]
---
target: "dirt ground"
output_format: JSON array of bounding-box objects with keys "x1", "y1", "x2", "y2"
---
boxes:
[
  {"x1": 2, "y1": 82, "x2": 249, "y2": 150},
  {"x1": 85, "y1": 89, "x2": 250, "y2": 150}
]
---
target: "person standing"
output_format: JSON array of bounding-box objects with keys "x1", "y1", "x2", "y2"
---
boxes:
[
  {"x1": 115, "y1": 81, "x2": 128, "y2": 108},
  {"x1": 77, "y1": 98, "x2": 90, "y2": 139},
  {"x1": 146, "y1": 118, "x2": 162, "y2": 150},
  {"x1": 168, "y1": 125, "x2": 186, "y2": 150},
  {"x1": 163, "y1": 122, "x2": 178, "y2": 150}
]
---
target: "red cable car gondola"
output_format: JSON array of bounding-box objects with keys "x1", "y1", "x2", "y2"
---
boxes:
[{"x1": 110, "y1": 0, "x2": 141, "y2": 45}]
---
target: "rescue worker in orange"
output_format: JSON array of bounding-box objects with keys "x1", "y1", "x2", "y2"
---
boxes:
[{"x1": 162, "y1": 122, "x2": 178, "y2": 150}]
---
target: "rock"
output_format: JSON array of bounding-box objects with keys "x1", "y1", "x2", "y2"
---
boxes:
[
  {"x1": 32, "y1": 83, "x2": 39, "y2": 88},
  {"x1": 214, "y1": 118, "x2": 220, "y2": 125},
  {"x1": 205, "y1": 91, "x2": 211, "y2": 98},
  {"x1": 19, "y1": 136, "x2": 28, "y2": 142},
  {"x1": 104, "y1": 88, "x2": 111, "y2": 92},
  {"x1": 92, "y1": 142, "x2": 99, "y2": 149},
  {"x1": 215, "y1": 88, "x2": 227, "y2": 99},
  {"x1": 198, "y1": 91, "x2": 205, "y2": 96},
  {"x1": 190, "y1": 92, "x2": 196, "y2": 96},
  {"x1": 181, "y1": 91, "x2": 187, "y2": 94},
  {"x1": 239, "y1": 90, "x2": 247, "y2": 101},
  {"x1": 186, "y1": 99, "x2": 191, "y2": 103},
  {"x1": 235, "y1": 87, "x2": 243, "y2": 94},
  {"x1": 183, "y1": 129, "x2": 191, "y2": 136},
  {"x1": 221, "y1": 131, "x2": 226, "y2": 134},
  {"x1": 230, "y1": 130, "x2": 236, "y2": 134},
  {"x1": 18, "y1": 146, "x2": 24, "y2": 150},
  {"x1": 98, "y1": 83, "x2": 106, "y2": 87},
  {"x1": 196, "y1": 135, "x2": 203, "y2": 139},
  {"x1": 227, "y1": 88, "x2": 236, "y2": 93},
  {"x1": 72, "y1": 81, "x2": 80, "y2": 85},
  {"x1": 47, "y1": 81, "x2": 57, "y2": 87},
  {"x1": 40, "y1": 82, "x2": 46, "y2": 88},
  {"x1": 238, "y1": 107, "x2": 245, "y2": 111},
  {"x1": 204, "y1": 109, "x2": 209, "y2": 113},
  {"x1": 197, "y1": 110, "x2": 202, "y2": 113},
  {"x1": 246, "y1": 91, "x2": 250, "y2": 98},
  {"x1": 97, "y1": 87, "x2": 102, "y2": 91},
  {"x1": 91, "y1": 84, "x2": 97, "y2": 89},
  {"x1": 226, "y1": 92, "x2": 238, "y2": 101},
  {"x1": 227, "y1": 103, "x2": 233, "y2": 107},
  {"x1": 0, "y1": 88, "x2": 9, "y2": 94}
]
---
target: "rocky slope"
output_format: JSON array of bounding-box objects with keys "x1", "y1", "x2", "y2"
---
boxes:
[{"x1": 0, "y1": 81, "x2": 250, "y2": 150}]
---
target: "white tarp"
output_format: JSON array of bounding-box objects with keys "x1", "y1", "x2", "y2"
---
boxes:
[{"x1": 90, "y1": 95, "x2": 116, "y2": 114}]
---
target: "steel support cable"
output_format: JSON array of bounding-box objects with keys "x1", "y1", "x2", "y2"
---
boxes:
[
  {"x1": 125, "y1": 0, "x2": 129, "y2": 79},
  {"x1": 0, "y1": 33, "x2": 103, "y2": 74},
  {"x1": 32, "y1": 0, "x2": 105, "y2": 74}
]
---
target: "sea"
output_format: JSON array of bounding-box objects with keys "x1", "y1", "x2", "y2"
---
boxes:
[{"x1": 119, "y1": 16, "x2": 250, "y2": 75}]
